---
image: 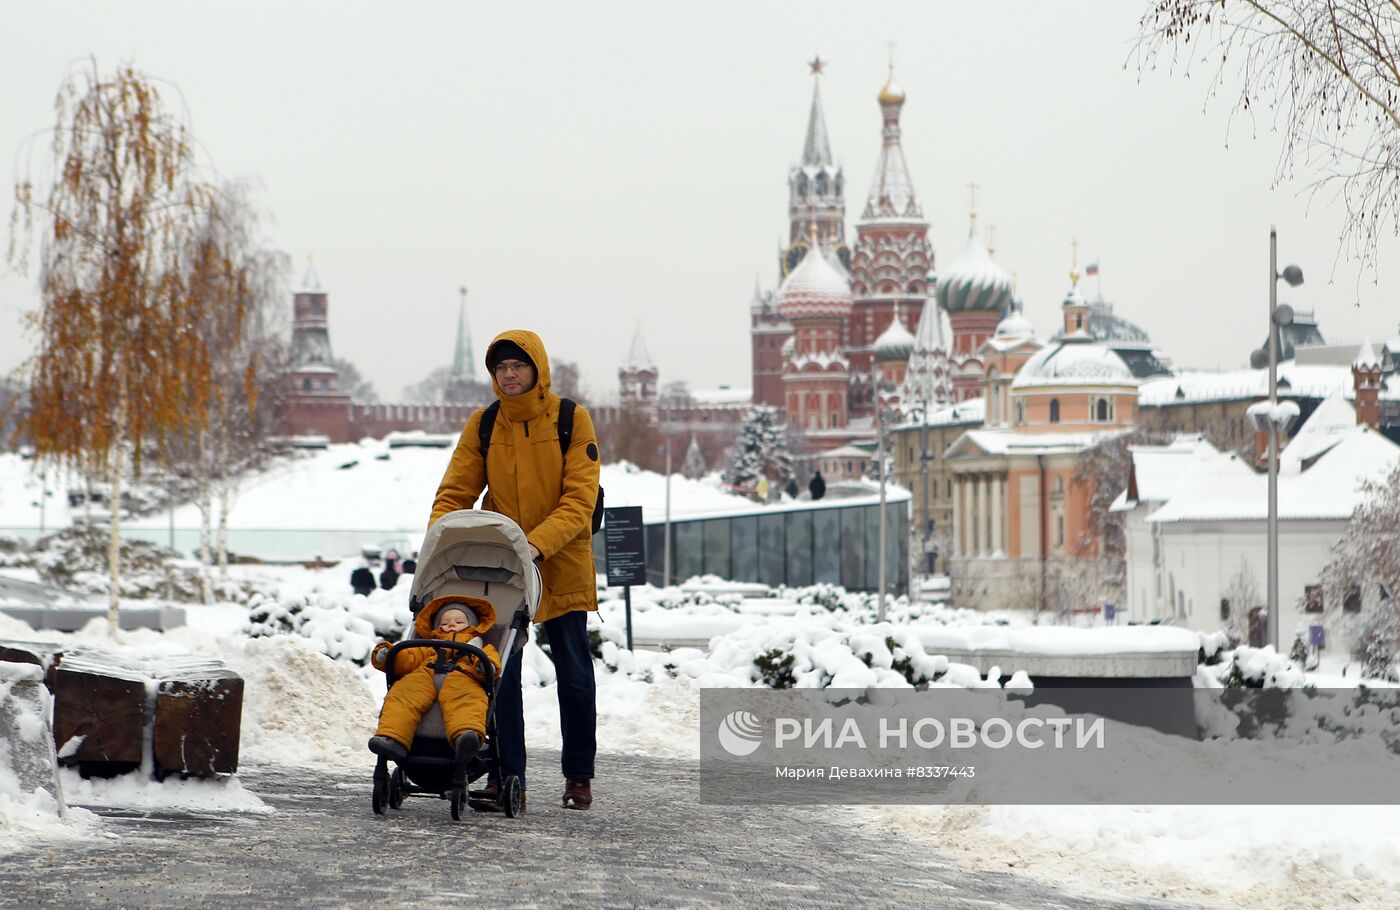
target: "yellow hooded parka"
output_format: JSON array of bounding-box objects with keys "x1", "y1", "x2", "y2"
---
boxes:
[{"x1": 429, "y1": 330, "x2": 601, "y2": 624}]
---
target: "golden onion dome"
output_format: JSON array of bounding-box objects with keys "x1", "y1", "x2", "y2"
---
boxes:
[{"x1": 878, "y1": 70, "x2": 905, "y2": 106}]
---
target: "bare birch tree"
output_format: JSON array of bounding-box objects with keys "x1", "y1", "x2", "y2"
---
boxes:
[
  {"x1": 1137, "y1": 1, "x2": 1400, "y2": 271},
  {"x1": 162, "y1": 181, "x2": 289, "y2": 597},
  {"x1": 9, "y1": 61, "x2": 218, "y2": 633}
]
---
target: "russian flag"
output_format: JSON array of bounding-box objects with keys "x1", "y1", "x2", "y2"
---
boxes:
[{"x1": 1084, "y1": 261, "x2": 1100, "y2": 276}]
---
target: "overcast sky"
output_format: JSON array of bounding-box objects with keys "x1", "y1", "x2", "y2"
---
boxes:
[{"x1": 2, "y1": 0, "x2": 1397, "y2": 404}]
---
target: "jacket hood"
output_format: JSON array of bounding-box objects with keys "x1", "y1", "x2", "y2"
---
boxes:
[
  {"x1": 416, "y1": 595, "x2": 497, "y2": 638},
  {"x1": 485, "y1": 330, "x2": 552, "y2": 420}
]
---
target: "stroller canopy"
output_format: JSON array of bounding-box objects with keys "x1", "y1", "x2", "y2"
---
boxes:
[{"x1": 408, "y1": 510, "x2": 541, "y2": 629}]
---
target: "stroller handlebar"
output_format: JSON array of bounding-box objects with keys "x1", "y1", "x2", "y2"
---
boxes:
[{"x1": 384, "y1": 639, "x2": 497, "y2": 690}]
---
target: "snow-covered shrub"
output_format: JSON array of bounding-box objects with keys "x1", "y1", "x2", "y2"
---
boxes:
[
  {"x1": 754, "y1": 648, "x2": 796, "y2": 689},
  {"x1": 1214, "y1": 646, "x2": 1307, "y2": 689},
  {"x1": 244, "y1": 587, "x2": 400, "y2": 668},
  {"x1": 29, "y1": 526, "x2": 212, "y2": 601},
  {"x1": 1198, "y1": 630, "x2": 1230, "y2": 665},
  {"x1": 245, "y1": 591, "x2": 305, "y2": 638}
]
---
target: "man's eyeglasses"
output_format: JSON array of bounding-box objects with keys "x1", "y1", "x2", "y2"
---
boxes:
[{"x1": 493, "y1": 359, "x2": 532, "y2": 376}]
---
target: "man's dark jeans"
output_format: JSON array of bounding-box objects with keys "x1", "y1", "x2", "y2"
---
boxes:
[{"x1": 493, "y1": 608, "x2": 596, "y2": 791}]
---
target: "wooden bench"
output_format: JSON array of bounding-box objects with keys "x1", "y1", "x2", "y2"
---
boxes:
[{"x1": 0, "y1": 639, "x2": 243, "y2": 779}]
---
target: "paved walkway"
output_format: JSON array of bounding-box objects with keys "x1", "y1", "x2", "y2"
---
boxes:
[{"x1": 1, "y1": 752, "x2": 1195, "y2": 910}]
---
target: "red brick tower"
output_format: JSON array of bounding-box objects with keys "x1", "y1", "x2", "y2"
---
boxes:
[
  {"x1": 755, "y1": 57, "x2": 848, "y2": 408},
  {"x1": 780, "y1": 227, "x2": 854, "y2": 431},
  {"x1": 1353, "y1": 339, "x2": 1383, "y2": 429},
  {"x1": 848, "y1": 65, "x2": 931, "y2": 419}
]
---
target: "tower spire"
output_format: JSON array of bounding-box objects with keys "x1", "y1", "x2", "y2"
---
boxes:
[
  {"x1": 451, "y1": 286, "x2": 474, "y2": 379},
  {"x1": 802, "y1": 56, "x2": 833, "y2": 167},
  {"x1": 865, "y1": 62, "x2": 918, "y2": 220}
]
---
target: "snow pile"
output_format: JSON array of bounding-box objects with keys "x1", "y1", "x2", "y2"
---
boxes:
[
  {"x1": 861, "y1": 802, "x2": 1400, "y2": 910},
  {"x1": 57, "y1": 769, "x2": 268, "y2": 813}
]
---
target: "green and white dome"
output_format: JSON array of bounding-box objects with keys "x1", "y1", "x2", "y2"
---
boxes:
[{"x1": 936, "y1": 232, "x2": 1013, "y2": 314}]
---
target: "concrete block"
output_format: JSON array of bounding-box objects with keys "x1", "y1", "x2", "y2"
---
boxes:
[
  {"x1": 0, "y1": 604, "x2": 187, "y2": 632},
  {"x1": 0, "y1": 660, "x2": 66, "y2": 815}
]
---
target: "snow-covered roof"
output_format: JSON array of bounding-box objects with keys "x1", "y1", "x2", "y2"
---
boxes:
[
  {"x1": 689, "y1": 386, "x2": 752, "y2": 406},
  {"x1": 1118, "y1": 436, "x2": 1220, "y2": 509},
  {"x1": 948, "y1": 428, "x2": 1120, "y2": 459},
  {"x1": 1280, "y1": 394, "x2": 1356, "y2": 470},
  {"x1": 1147, "y1": 426, "x2": 1400, "y2": 523},
  {"x1": 893, "y1": 396, "x2": 984, "y2": 430},
  {"x1": 819, "y1": 444, "x2": 874, "y2": 459},
  {"x1": 1354, "y1": 338, "x2": 1381, "y2": 369},
  {"x1": 1011, "y1": 339, "x2": 1138, "y2": 389},
  {"x1": 1138, "y1": 362, "x2": 1400, "y2": 406}
]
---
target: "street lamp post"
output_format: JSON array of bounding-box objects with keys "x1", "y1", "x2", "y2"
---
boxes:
[
  {"x1": 662, "y1": 419, "x2": 674, "y2": 589},
  {"x1": 1249, "y1": 227, "x2": 1304, "y2": 653},
  {"x1": 872, "y1": 370, "x2": 902, "y2": 623}
]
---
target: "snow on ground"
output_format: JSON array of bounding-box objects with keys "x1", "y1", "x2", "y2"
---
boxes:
[{"x1": 3, "y1": 555, "x2": 1400, "y2": 907}]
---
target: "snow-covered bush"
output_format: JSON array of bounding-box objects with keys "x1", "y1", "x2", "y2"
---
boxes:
[
  {"x1": 1213, "y1": 646, "x2": 1307, "y2": 689},
  {"x1": 244, "y1": 586, "x2": 406, "y2": 667},
  {"x1": 1198, "y1": 630, "x2": 1230, "y2": 665},
  {"x1": 28, "y1": 526, "x2": 213, "y2": 601}
]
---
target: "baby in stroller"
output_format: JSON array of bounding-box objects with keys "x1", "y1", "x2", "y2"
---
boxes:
[{"x1": 368, "y1": 595, "x2": 501, "y2": 770}]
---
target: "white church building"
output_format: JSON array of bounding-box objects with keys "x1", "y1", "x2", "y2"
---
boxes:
[{"x1": 1117, "y1": 394, "x2": 1400, "y2": 646}]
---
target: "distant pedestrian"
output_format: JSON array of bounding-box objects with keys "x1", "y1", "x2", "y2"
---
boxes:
[
  {"x1": 756, "y1": 475, "x2": 769, "y2": 502},
  {"x1": 808, "y1": 470, "x2": 826, "y2": 501},
  {"x1": 380, "y1": 550, "x2": 401, "y2": 591},
  {"x1": 784, "y1": 477, "x2": 799, "y2": 499},
  {"x1": 401, "y1": 556, "x2": 417, "y2": 575},
  {"x1": 350, "y1": 561, "x2": 376, "y2": 596}
]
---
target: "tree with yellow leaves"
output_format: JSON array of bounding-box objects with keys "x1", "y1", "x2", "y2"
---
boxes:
[{"x1": 9, "y1": 60, "x2": 234, "y2": 633}]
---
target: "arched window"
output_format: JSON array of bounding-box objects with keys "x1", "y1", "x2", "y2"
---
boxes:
[
  {"x1": 1049, "y1": 398, "x2": 1061, "y2": 423},
  {"x1": 1095, "y1": 398, "x2": 1109, "y2": 422},
  {"x1": 797, "y1": 175, "x2": 809, "y2": 196},
  {"x1": 814, "y1": 174, "x2": 827, "y2": 196}
]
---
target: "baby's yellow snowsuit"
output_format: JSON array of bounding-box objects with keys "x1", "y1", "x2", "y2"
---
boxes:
[{"x1": 371, "y1": 596, "x2": 502, "y2": 749}]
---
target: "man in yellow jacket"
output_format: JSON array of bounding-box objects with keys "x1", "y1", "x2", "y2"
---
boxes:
[{"x1": 429, "y1": 329, "x2": 600, "y2": 811}]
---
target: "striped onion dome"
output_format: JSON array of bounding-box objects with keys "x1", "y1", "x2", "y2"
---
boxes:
[
  {"x1": 936, "y1": 232, "x2": 1013, "y2": 314},
  {"x1": 777, "y1": 245, "x2": 853, "y2": 321},
  {"x1": 874, "y1": 314, "x2": 915, "y2": 362}
]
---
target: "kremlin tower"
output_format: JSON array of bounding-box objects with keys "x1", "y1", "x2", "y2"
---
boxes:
[{"x1": 779, "y1": 226, "x2": 853, "y2": 432}]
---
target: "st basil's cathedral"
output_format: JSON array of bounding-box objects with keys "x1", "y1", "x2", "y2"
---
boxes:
[{"x1": 750, "y1": 57, "x2": 1014, "y2": 460}]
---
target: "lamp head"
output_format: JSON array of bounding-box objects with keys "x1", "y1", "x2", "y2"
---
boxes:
[
  {"x1": 1272, "y1": 303, "x2": 1294, "y2": 326},
  {"x1": 1279, "y1": 265, "x2": 1304, "y2": 287}
]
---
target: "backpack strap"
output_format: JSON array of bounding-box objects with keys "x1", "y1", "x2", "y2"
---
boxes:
[
  {"x1": 477, "y1": 401, "x2": 501, "y2": 460},
  {"x1": 558, "y1": 398, "x2": 576, "y2": 458},
  {"x1": 480, "y1": 398, "x2": 573, "y2": 462}
]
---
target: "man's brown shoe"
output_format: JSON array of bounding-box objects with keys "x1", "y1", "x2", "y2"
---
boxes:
[{"x1": 563, "y1": 778, "x2": 592, "y2": 810}]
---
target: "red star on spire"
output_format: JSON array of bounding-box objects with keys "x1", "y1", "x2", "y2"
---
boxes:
[{"x1": 808, "y1": 55, "x2": 825, "y2": 76}]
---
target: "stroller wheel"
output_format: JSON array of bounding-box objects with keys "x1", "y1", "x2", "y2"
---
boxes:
[
  {"x1": 502, "y1": 776, "x2": 522, "y2": 818},
  {"x1": 372, "y1": 776, "x2": 388, "y2": 816},
  {"x1": 389, "y1": 768, "x2": 406, "y2": 810},
  {"x1": 450, "y1": 787, "x2": 465, "y2": 821}
]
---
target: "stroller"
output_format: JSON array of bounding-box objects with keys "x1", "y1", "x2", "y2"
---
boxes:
[{"x1": 370, "y1": 509, "x2": 540, "y2": 820}]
